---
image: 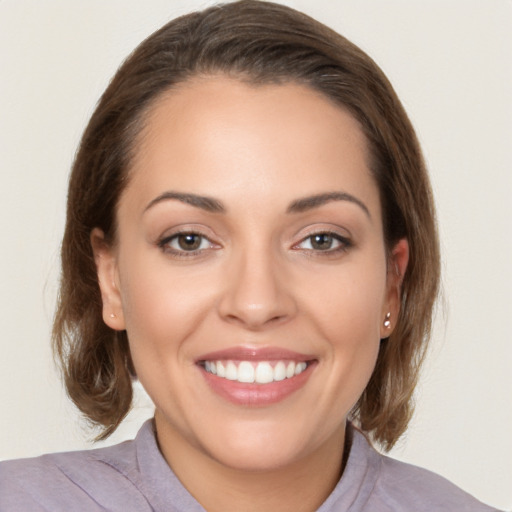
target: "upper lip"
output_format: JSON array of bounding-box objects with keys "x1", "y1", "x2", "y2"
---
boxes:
[{"x1": 197, "y1": 346, "x2": 315, "y2": 363}]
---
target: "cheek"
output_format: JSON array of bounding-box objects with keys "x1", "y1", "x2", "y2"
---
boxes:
[
  {"x1": 116, "y1": 261, "x2": 213, "y2": 414},
  {"x1": 301, "y1": 258, "x2": 386, "y2": 341},
  {"x1": 117, "y1": 253, "x2": 216, "y2": 363},
  {"x1": 297, "y1": 258, "x2": 386, "y2": 398},
  {"x1": 321, "y1": 285, "x2": 382, "y2": 370}
]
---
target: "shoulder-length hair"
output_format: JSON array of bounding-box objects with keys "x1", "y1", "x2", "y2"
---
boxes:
[{"x1": 53, "y1": 0, "x2": 439, "y2": 449}]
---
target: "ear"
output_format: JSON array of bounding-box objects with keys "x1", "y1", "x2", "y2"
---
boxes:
[
  {"x1": 380, "y1": 238, "x2": 409, "y2": 338},
  {"x1": 90, "y1": 228, "x2": 126, "y2": 331}
]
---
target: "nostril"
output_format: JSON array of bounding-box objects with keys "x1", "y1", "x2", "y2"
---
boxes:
[
  {"x1": 217, "y1": 261, "x2": 298, "y2": 327},
  {"x1": 221, "y1": 309, "x2": 290, "y2": 330}
]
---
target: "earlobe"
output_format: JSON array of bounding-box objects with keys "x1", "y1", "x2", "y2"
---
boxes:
[
  {"x1": 90, "y1": 228, "x2": 126, "y2": 331},
  {"x1": 381, "y1": 238, "x2": 409, "y2": 338}
]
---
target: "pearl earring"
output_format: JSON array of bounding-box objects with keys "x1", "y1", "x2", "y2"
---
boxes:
[
  {"x1": 110, "y1": 313, "x2": 116, "y2": 319},
  {"x1": 383, "y1": 312, "x2": 391, "y2": 328}
]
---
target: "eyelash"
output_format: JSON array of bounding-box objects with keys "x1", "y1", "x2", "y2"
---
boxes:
[
  {"x1": 294, "y1": 231, "x2": 352, "y2": 256},
  {"x1": 157, "y1": 230, "x2": 351, "y2": 258},
  {"x1": 157, "y1": 230, "x2": 216, "y2": 258}
]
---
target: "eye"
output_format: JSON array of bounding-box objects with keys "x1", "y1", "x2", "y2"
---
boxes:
[
  {"x1": 159, "y1": 232, "x2": 213, "y2": 254},
  {"x1": 295, "y1": 232, "x2": 350, "y2": 253}
]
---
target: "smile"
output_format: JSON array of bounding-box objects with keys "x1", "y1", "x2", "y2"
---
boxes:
[
  {"x1": 203, "y1": 360, "x2": 308, "y2": 384},
  {"x1": 197, "y1": 347, "x2": 316, "y2": 406}
]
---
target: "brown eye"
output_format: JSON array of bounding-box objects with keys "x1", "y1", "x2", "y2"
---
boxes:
[
  {"x1": 295, "y1": 232, "x2": 351, "y2": 254},
  {"x1": 159, "y1": 232, "x2": 212, "y2": 254},
  {"x1": 177, "y1": 233, "x2": 203, "y2": 251},
  {"x1": 310, "y1": 234, "x2": 335, "y2": 250}
]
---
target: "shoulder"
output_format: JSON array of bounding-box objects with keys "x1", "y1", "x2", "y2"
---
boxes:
[
  {"x1": 1, "y1": 419, "x2": 207, "y2": 512},
  {"x1": 0, "y1": 431, "x2": 153, "y2": 511},
  {"x1": 372, "y1": 453, "x2": 498, "y2": 511},
  {"x1": 352, "y1": 429, "x2": 501, "y2": 512}
]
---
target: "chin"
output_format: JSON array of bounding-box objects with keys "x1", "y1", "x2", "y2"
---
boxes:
[
  {"x1": 195, "y1": 417, "x2": 341, "y2": 473},
  {"x1": 207, "y1": 437, "x2": 308, "y2": 473}
]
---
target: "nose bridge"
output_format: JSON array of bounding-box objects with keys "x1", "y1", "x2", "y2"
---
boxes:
[{"x1": 218, "y1": 239, "x2": 295, "y2": 328}]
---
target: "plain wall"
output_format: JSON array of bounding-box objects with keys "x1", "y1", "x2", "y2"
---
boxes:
[{"x1": 0, "y1": 1, "x2": 510, "y2": 509}]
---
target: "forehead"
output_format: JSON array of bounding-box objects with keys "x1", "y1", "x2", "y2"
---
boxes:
[{"x1": 123, "y1": 75, "x2": 379, "y2": 216}]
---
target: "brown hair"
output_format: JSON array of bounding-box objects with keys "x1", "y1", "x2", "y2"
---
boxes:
[{"x1": 53, "y1": 0, "x2": 440, "y2": 449}]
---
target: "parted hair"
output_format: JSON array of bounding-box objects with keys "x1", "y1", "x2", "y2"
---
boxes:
[{"x1": 53, "y1": 0, "x2": 440, "y2": 449}]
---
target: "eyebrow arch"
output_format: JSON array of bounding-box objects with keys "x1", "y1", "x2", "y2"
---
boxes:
[
  {"x1": 144, "y1": 191, "x2": 226, "y2": 214},
  {"x1": 287, "y1": 192, "x2": 370, "y2": 217}
]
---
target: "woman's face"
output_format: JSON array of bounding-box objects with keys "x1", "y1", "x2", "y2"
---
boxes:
[{"x1": 94, "y1": 76, "x2": 407, "y2": 472}]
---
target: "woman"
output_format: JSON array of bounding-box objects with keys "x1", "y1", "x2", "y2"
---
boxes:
[{"x1": 0, "y1": 1, "x2": 502, "y2": 510}]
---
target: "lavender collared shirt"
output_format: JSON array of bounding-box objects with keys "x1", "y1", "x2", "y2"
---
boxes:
[{"x1": 0, "y1": 420, "x2": 501, "y2": 511}]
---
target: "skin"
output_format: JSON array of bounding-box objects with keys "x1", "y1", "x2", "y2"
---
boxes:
[{"x1": 92, "y1": 76, "x2": 408, "y2": 512}]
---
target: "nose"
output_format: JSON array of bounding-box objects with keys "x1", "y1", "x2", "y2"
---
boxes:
[{"x1": 218, "y1": 249, "x2": 297, "y2": 330}]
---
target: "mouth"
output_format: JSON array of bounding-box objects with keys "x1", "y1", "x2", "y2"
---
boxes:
[
  {"x1": 196, "y1": 347, "x2": 317, "y2": 406},
  {"x1": 202, "y1": 359, "x2": 308, "y2": 384}
]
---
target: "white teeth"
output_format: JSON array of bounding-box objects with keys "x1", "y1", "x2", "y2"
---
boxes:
[
  {"x1": 205, "y1": 361, "x2": 217, "y2": 374},
  {"x1": 238, "y1": 361, "x2": 255, "y2": 383},
  {"x1": 286, "y1": 362, "x2": 295, "y2": 378},
  {"x1": 255, "y1": 362, "x2": 274, "y2": 384},
  {"x1": 203, "y1": 359, "x2": 309, "y2": 384},
  {"x1": 274, "y1": 361, "x2": 286, "y2": 381},
  {"x1": 216, "y1": 361, "x2": 226, "y2": 377},
  {"x1": 295, "y1": 362, "x2": 307, "y2": 375},
  {"x1": 225, "y1": 361, "x2": 238, "y2": 380}
]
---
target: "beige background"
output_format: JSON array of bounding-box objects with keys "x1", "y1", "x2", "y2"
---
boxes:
[{"x1": 0, "y1": 1, "x2": 510, "y2": 509}]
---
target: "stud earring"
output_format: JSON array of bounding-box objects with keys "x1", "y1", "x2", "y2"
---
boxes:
[
  {"x1": 383, "y1": 312, "x2": 391, "y2": 328},
  {"x1": 110, "y1": 313, "x2": 116, "y2": 319}
]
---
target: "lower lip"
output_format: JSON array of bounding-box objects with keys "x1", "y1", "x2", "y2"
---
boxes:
[{"x1": 200, "y1": 362, "x2": 316, "y2": 406}]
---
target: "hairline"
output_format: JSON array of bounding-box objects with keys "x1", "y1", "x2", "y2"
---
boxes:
[{"x1": 113, "y1": 71, "x2": 383, "y2": 243}]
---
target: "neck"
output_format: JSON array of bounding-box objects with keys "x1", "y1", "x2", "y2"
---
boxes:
[{"x1": 155, "y1": 413, "x2": 348, "y2": 512}]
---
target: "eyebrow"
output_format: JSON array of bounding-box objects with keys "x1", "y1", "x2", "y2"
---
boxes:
[
  {"x1": 287, "y1": 192, "x2": 370, "y2": 217},
  {"x1": 144, "y1": 191, "x2": 226, "y2": 213},
  {"x1": 144, "y1": 190, "x2": 370, "y2": 218}
]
